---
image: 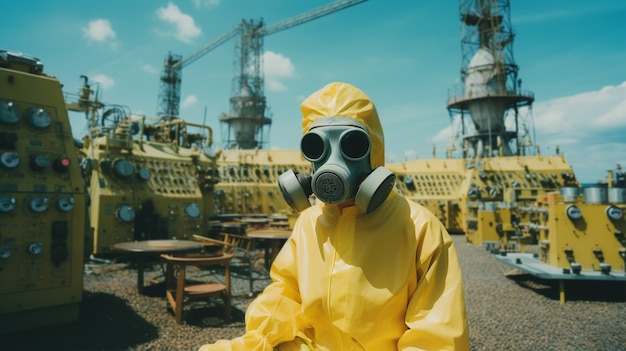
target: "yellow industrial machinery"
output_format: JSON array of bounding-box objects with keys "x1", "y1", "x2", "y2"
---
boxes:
[
  {"x1": 0, "y1": 50, "x2": 87, "y2": 332},
  {"x1": 77, "y1": 108, "x2": 220, "y2": 255},
  {"x1": 389, "y1": 0, "x2": 626, "y2": 300},
  {"x1": 389, "y1": 155, "x2": 578, "y2": 245},
  {"x1": 67, "y1": 77, "x2": 220, "y2": 255},
  {"x1": 213, "y1": 149, "x2": 310, "y2": 215},
  {"x1": 494, "y1": 175, "x2": 626, "y2": 301}
]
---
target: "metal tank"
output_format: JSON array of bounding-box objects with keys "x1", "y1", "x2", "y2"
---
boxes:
[
  {"x1": 608, "y1": 187, "x2": 626, "y2": 204},
  {"x1": 560, "y1": 186, "x2": 580, "y2": 202},
  {"x1": 582, "y1": 186, "x2": 608, "y2": 204}
]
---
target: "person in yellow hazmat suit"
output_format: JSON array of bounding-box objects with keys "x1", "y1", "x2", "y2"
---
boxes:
[{"x1": 198, "y1": 82, "x2": 470, "y2": 351}]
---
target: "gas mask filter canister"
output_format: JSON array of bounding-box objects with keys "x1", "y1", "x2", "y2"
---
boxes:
[{"x1": 278, "y1": 118, "x2": 395, "y2": 213}]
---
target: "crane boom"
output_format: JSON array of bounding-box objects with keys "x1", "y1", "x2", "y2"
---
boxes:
[
  {"x1": 174, "y1": 25, "x2": 240, "y2": 70},
  {"x1": 262, "y1": 0, "x2": 367, "y2": 36},
  {"x1": 158, "y1": 0, "x2": 368, "y2": 120}
]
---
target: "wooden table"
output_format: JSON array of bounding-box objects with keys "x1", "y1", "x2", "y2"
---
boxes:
[
  {"x1": 246, "y1": 228, "x2": 292, "y2": 270},
  {"x1": 240, "y1": 217, "x2": 271, "y2": 229},
  {"x1": 113, "y1": 240, "x2": 203, "y2": 294}
]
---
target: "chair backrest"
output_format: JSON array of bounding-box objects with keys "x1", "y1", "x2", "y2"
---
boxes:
[
  {"x1": 192, "y1": 234, "x2": 239, "y2": 255},
  {"x1": 160, "y1": 251, "x2": 235, "y2": 324},
  {"x1": 220, "y1": 232, "x2": 255, "y2": 252}
]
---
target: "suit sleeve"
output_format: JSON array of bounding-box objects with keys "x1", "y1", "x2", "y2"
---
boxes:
[
  {"x1": 397, "y1": 216, "x2": 470, "y2": 351},
  {"x1": 198, "y1": 233, "x2": 303, "y2": 351}
]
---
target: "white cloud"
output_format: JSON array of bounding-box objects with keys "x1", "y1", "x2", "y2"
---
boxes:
[
  {"x1": 82, "y1": 19, "x2": 117, "y2": 47},
  {"x1": 532, "y1": 82, "x2": 626, "y2": 182},
  {"x1": 431, "y1": 124, "x2": 454, "y2": 144},
  {"x1": 181, "y1": 95, "x2": 198, "y2": 109},
  {"x1": 193, "y1": 0, "x2": 221, "y2": 7},
  {"x1": 91, "y1": 74, "x2": 114, "y2": 90},
  {"x1": 156, "y1": 3, "x2": 201, "y2": 43},
  {"x1": 534, "y1": 81, "x2": 626, "y2": 139},
  {"x1": 593, "y1": 82, "x2": 626, "y2": 128},
  {"x1": 141, "y1": 64, "x2": 159, "y2": 74},
  {"x1": 263, "y1": 51, "x2": 295, "y2": 92}
]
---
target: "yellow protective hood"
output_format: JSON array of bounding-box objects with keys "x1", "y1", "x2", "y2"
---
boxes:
[{"x1": 300, "y1": 82, "x2": 384, "y2": 168}]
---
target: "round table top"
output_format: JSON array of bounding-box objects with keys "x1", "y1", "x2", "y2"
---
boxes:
[
  {"x1": 113, "y1": 239, "x2": 203, "y2": 253},
  {"x1": 246, "y1": 228, "x2": 292, "y2": 240}
]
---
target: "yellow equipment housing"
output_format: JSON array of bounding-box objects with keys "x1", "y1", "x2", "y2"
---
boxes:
[
  {"x1": 0, "y1": 51, "x2": 87, "y2": 332},
  {"x1": 493, "y1": 183, "x2": 626, "y2": 302},
  {"x1": 81, "y1": 117, "x2": 219, "y2": 256},
  {"x1": 213, "y1": 149, "x2": 310, "y2": 216},
  {"x1": 535, "y1": 189, "x2": 626, "y2": 273},
  {"x1": 388, "y1": 154, "x2": 578, "y2": 246}
]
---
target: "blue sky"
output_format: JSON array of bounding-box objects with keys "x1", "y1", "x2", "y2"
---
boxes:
[{"x1": 4, "y1": 0, "x2": 625, "y2": 183}]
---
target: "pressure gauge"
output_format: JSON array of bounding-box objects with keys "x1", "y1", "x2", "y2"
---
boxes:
[
  {"x1": 0, "y1": 151, "x2": 20, "y2": 169},
  {"x1": 56, "y1": 196, "x2": 76, "y2": 212},
  {"x1": 0, "y1": 101, "x2": 20, "y2": 124},
  {"x1": 30, "y1": 154, "x2": 50, "y2": 171},
  {"x1": 137, "y1": 167, "x2": 151, "y2": 181},
  {"x1": 113, "y1": 159, "x2": 134, "y2": 178},
  {"x1": 184, "y1": 203, "x2": 201, "y2": 219},
  {"x1": 489, "y1": 188, "x2": 498, "y2": 198},
  {"x1": 0, "y1": 245, "x2": 11, "y2": 259},
  {"x1": 467, "y1": 188, "x2": 478, "y2": 199},
  {"x1": 27, "y1": 242, "x2": 43, "y2": 255},
  {"x1": 26, "y1": 107, "x2": 52, "y2": 129},
  {"x1": 116, "y1": 205, "x2": 135, "y2": 222},
  {"x1": 29, "y1": 196, "x2": 49, "y2": 213},
  {"x1": 0, "y1": 196, "x2": 17, "y2": 213},
  {"x1": 566, "y1": 205, "x2": 582, "y2": 220},
  {"x1": 606, "y1": 205, "x2": 623, "y2": 220}
]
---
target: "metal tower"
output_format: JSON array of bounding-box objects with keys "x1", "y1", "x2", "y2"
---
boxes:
[
  {"x1": 155, "y1": 0, "x2": 367, "y2": 147},
  {"x1": 447, "y1": 0, "x2": 534, "y2": 158},
  {"x1": 157, "y1": 53, "x2": 183, "y2": 120},
  {"x1": 220, "y1": 0, "x2": 367, "y2": 150},
  {"x1": 157, "y1": 27, "x2": 240, "y2": 120},
  {"x1": 221, "y1": 18, "x2": 271, "y2": 150}
]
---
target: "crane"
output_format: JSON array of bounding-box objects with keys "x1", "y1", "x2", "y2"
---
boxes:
[
  {"x1": 157, "y1": 26, "x2": 239, "y2": 119},
  {"x1": 155, "y1": 0, "x2": 368, "y2": 148},
  {"x1": 223, "y1": 0, "x2": 367, "y2": 150}
]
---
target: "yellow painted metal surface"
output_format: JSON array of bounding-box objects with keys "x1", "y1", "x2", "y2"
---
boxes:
[
  {"x1": 388, "y1": 155, "x2": 578, "y2": 242},
  {"x1": 536, "y1": 193, "x2": 626, "y2": 273},
  {"x1": 82, "y1": 119, "x2": 219, "y2": 255},
  {"x1": 213, "y1": 149, "x2": 311, "y2": 215},
  {"x1": 0, "y1": 52, "x2": 86, "y2": 332}
]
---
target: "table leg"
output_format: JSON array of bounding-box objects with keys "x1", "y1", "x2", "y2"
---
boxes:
[
  {"x1": 265, "y1": 240, "x2": 286, "y2": 270},
  {"x1": 264, "y1": 243, "x2": 271, "y2": 271},
  {"x1": 137, "y1": 255, "x2": 145, "y2": 294}
]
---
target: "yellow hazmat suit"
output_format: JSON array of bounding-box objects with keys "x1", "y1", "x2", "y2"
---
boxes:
[{"x1": 199, "y1": 82, "x2": 470, "y2": 351}]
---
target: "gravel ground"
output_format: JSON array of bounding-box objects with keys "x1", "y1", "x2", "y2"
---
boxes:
[{"x1": 2, "y1": 235, "x2": 625, "y2": 351}]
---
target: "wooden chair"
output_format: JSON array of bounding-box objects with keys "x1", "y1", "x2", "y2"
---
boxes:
[
  {"x1": 160, "y1": 251, "x2": 235, "y2": 324},
  {"x1": 194, "y1": 233, "x2": 266, "y2": 294}
]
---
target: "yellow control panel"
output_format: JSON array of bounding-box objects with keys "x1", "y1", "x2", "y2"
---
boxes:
[
  {"x1": 214, "y1": 149, "x2": 310, "y2": 215},
  {"x1": 0, "y1": 50, "x2": 87, "y2": 333},
  {"x1": 83, "y1": 117, "x2": 218, "y2": 255}
]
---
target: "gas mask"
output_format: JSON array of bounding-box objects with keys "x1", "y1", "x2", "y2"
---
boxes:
[{"x1": 278, "y1": 117, "x2": 395, "y2": 214}]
